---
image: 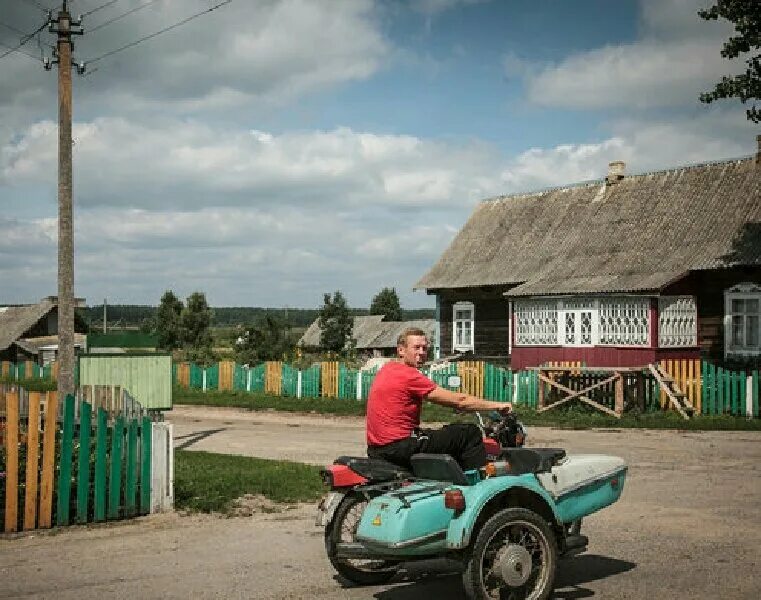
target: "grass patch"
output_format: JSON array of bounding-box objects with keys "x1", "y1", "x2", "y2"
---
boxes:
[
  {"x1": 173, "y1": 386, "x2": 761, "y2": 431},
  {"x1": 0, "y1": 377, "x2": 57, "y2": 392},
  {"x1": 174, "y1": 449, "x2": 324, "y2": 514}
]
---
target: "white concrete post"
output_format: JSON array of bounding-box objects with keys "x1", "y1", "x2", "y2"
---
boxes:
[
  {"x1": 297, "y1": 370, "x2": 302, "y2": 399},
  {"x1": 747, "y1": 375, "x2": 754, "y2": 418},
  {"x1": 246, "y1": 368, "x2": 252, "y2": 392},
  {"x1": 356, "y1": 371, "x2": 362, "y2": 400},
  {"x1": 202, "y1": 369, "x2": 207, "y2": 392},
  {"x1": 513, "y1": 372, "x2": 519, "y2": 403},
  {"x1": 151, "y1": 422, "x2": 174, "y2": 513}
]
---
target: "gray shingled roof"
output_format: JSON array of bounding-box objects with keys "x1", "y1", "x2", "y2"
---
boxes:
[
  {"x1": 298, "y1": 315, "x2": 436, "y2": 349},
  {"x1": 416, "y1": 157, "x2": 761, "y2": 297},
  {"x1": 0, "y1": 298, "x2": 56, "y2": 353}
]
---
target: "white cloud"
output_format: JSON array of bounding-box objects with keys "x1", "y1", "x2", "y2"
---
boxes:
[
  {"x1": 517, "y1": 0, "x2": 739, "y2": 110},
  {"x1": 0, "y1": 118, "x2": 505, "y2": 210},
  {"x1": 2, "y1": 106, "x2": 754, "y2": 306}
]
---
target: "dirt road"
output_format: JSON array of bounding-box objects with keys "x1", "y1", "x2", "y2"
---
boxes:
[{"x1": 2, "y1": 405, "x2": 761, "y2": 599}]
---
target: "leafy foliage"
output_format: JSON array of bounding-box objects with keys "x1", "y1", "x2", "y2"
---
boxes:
[
  {"x1": 181, "y1": 292, "x2": 215, "y2": 364},
  {"x1": 234, "y1": 313, "x2": 293, "y2": 363},
  {"x1": 370, "y1": 287, "x2": 403, "y2": 321},
  {"x1": 318, "y1": 291, "x2": 352, "y2": 353},
  {"x1": 699, "y1": 0, "x2": 761, "y2": 122},
  {"x1": 155, "y1": 290, "x2": 184, "y2": 350}
]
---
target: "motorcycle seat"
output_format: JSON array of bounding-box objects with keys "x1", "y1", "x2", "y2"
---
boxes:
[
  {"x1": 334, "y1": 456, "x2": 411, "y2": 482},
  {"x1": 500, "y1": 448, "x2": 566, "y2": 474}
]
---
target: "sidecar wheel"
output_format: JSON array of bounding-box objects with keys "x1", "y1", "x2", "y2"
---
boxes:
[
  {"x1": 325, "y1": 496, "x2": 399, "y2": 586},
  {"x1": 463, "y1": 508, "x2": 557, "y2": 600}
]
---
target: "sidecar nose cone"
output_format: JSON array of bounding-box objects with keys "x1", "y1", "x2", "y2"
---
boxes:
[{"x1": 499, "y1": 544, "x2": 533, "y2": 587}]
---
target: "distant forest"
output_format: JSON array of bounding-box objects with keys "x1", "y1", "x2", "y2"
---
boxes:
[{"x1": 80, "y1": 304, "x2": 435, "y2": 328}]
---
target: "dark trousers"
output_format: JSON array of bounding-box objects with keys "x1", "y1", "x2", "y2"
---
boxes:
[{"x1": 367, "y1": 423, "x2": 487, "y2": 471}]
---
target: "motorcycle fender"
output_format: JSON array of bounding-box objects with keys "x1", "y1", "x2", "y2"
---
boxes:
[
  {"x1": 446, "y1": 475, "x2": 561, "y2": 550},
  {"x1": 316, "y1": 491, "x2": 346, "y2": 528}
]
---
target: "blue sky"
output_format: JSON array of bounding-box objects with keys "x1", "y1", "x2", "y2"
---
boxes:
[{"x1": 0, "y1": 0, "x2": 757, "y2": 309}]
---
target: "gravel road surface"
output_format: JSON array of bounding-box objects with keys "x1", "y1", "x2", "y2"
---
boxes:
[{"x1": 2, "y1": 405, "x2": 760, "y2": 599}]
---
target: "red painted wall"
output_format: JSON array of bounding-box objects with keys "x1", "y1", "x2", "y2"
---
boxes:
[{"x1": 510, "y1": 346, "x2": 700, "y2": 369}]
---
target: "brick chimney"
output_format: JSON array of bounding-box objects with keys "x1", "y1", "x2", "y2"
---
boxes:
[{"x1": 606, "y1": 160, "x2": 625, "y2": 184}]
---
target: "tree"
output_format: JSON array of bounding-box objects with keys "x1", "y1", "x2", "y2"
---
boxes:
[
  {"x1": 699, "y1": 0, "x2": 761, "y2": 122},
  {"x1": 181, "y1": 291, "x2": 215, "y2": 364},
  {"x1": 370, "y1": 287, "x2": 403, "y2": 322},
  {"x1": 155, "y1": 290, "x2": 184, "y2": 350},
  {"x1": 234, "y1": 313, "x2": 293, "y2": 364},
  {"x1": 318, "y1": 291, "x2": 352, "y2": 353}
]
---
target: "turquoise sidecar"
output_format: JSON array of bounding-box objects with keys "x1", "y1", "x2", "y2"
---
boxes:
[{"x1": 320, "y1": 448, "x2": 627, "y2": 599}]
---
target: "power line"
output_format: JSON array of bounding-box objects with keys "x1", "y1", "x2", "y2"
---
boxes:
[
  {"x1": 86, "y1": 0, "x2": 232, "y2": 66},
  {"x1": 82, "y1": 0, "x2": 122, "y2": 18},
  {"x1": 0, "y1": 20, "x2": 49, "y2": 61},
  {"x1": 0, "y1": 39, "x2": 43, "y2": 62},
  {"x1": 88, "y1": 0, "x2": 161, "y2": 34},
  {"x1": 16, "y1": 0, "x2": 53, "y2": 13}
]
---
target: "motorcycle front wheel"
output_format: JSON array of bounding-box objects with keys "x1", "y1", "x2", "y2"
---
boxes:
[
  {"x1": 463, "y1": 507, "x2": 557, "y2": 600},
  {"x1": 325, "y1": 495, "x2": 400, "y2": 585}
]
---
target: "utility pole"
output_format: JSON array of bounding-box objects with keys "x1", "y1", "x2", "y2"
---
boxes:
[
  {"x1": 103, "y1": 298, "x2": 107, "y2": 334},
  {"x1": 47, "y1": 2, "x2": 83, "y2": 399}
]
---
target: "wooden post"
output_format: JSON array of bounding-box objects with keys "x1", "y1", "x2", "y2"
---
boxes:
[
  {"x1": 39, "y1": 391, "x2": 59, "y2": 528},
  {"x1": 537, "y1": 368, "x2": 545, "y2": 409},
  {"x1": 4, "y1": 391, "x2": 19, "y2": 532},
  {"x1": 23, "y1": 392, "x2": 41, "y2": 530},
  {"x1": 636, "y1": 372, "x2": 645, "y2": 412},
  {"x1": 614, "y1": 372, "x2": 625, "y2": 415}
]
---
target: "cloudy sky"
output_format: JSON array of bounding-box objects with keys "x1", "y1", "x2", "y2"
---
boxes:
[{"x1": 0, "y1": 0, "x2": 757, "y2": 309}]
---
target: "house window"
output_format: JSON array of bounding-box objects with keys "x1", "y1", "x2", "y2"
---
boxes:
[
  {"x1": 452, "y1": 302, "x2": 474, "y2": 351},
  {"x1": 659, "y1": 296, "x2": 697, "y2": 347},
  {"x1": 514, "y1": 297, "x2": 649, "y2": 347},
  {"x1": 560, "y1": 299, "x2": 596, "y2": 346},
  {"x1": 725, "y1": 283, "x2": 761, "y2": 356},
  {"x1": 514, "y1": 300, "x2": 558, "y2": 345},
  {"x1": 598, "y1": 298, "x2": 650, "y2": 346}
]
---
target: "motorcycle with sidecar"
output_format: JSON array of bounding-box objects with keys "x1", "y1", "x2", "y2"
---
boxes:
[{"x1": 316, "y1": 412, "x2": 627, "y2": 599}]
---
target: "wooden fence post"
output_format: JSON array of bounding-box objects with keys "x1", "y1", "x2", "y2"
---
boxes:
[
  {"x1": 4, "y1": 391, "x2": 19, "y2": 532},
  {"x1": 23, "y1": 392, "x2": 41, "y2": 530},
  {"x1": 56, "y1": 395, "x2": 76, "y2": 526},
  {"x1": 38, "y1": 391, "x2": 58, "y2": 528}
]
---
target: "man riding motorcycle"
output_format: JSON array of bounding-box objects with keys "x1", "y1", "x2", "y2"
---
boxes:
[{"x1": 366, "y1": 327, "x2": 513, "y2": 470}]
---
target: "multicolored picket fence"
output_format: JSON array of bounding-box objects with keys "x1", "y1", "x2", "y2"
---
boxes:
[
  {"x1": 0, "y1": 384, "x2": 173, "y2": 533},
  {"x1": 4, "y1": 358, "x2": 757, "y2": 417},
  {"x1": 169, "y1": 358, "x2": 759, "y2": 417}
]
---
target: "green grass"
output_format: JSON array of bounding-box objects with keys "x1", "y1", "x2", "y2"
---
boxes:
[
  {"x1": 0, "y1": 377, "x2": 57, "y2": 392},
  {"x1": 173, "y1": 386, "x2": 761, "y2": 431},
  {"x1": 174, "y1": 449, "x2": 324, "y2": 514}
]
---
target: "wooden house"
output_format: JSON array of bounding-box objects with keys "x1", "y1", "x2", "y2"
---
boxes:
[
  {"x1": 416, "y1": 150, "x2": 761, "y2": 368},
  {"x1": 0, "y1": 296, "x2": 88, "y2": 364}
]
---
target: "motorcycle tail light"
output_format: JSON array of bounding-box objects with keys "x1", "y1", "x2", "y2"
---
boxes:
[{"x1": 444, "y1": 489, "x2": 466, "y2": 512}]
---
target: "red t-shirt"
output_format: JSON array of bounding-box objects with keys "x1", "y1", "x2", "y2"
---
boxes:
[{"x1": 366, "y1": 361, "x2": 437, "y2": 446}]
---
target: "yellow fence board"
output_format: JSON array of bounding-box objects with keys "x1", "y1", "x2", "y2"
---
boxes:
[
  {"x1": 321, "y1": 362, "x2": 339, "y2": 398},
  {"x1": 38, "y1": 391, "x2": 58, "y2": 529},
  {"x1": 219, "y1": 360, "x2": 235, "y2": 391},
  {"x1": 457, "y1": 361, "x2": 484, "y2": 397},
  {"x1": 265, "y1": 361, "x2": 283, "y2": 396},
  {"x1": 659, "y1": 359, "x2": 701, "y2": 411},
  {"x1": 23, "y1": 392, "x2": 41, "y2": 531}
]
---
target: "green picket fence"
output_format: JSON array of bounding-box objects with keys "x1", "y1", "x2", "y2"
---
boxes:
[
  {"x1": 701, "y1": 361, "x2": 759, "y2": 417},
  {"x1": 1, "y1": 390, "x2": 153, "y2": 533}
]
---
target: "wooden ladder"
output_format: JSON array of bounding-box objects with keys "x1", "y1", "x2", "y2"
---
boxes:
[{"x1": 648, "y1": 364, "x2": 694, "y2": 420}]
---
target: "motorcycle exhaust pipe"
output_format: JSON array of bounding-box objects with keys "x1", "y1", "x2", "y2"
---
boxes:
[{"x1": 335, "y1": 542, "x2": 396, "y2": 560}]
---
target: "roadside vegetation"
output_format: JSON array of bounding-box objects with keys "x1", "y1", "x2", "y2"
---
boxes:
[
  {"x1": 174, "y1": 450, "x2": 324, "y2": 514},
  {"x1": 173, "y1": 386, "x2": 761, "y2": 431}
]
